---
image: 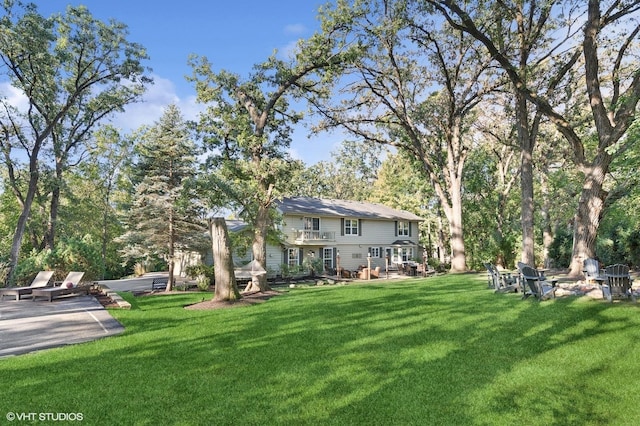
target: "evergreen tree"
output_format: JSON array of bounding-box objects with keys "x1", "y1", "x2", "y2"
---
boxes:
[{"x1": 120, "y1": 105, "x2": 206, "y2": 290}]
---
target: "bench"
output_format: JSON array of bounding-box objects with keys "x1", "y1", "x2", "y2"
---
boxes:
[{"x1": 151, "y1": 277, "x2": 168, "y2": 291}]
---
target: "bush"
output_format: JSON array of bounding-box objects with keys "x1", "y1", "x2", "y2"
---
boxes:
[
  {"x1": 11, "y1": 235, "x2": 103, "y2": 285},
  {"x1": 185, "y1": 264, "x2": 214, "y2": 290}
]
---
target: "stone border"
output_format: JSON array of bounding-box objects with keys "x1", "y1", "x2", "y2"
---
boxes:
[{"x1": 92, "y1": 283, "x2": 131, "y2": 309}]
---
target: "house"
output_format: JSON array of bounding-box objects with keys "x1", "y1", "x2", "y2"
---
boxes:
[{"x1": 268, "y1": 197, "x2": 424, "y2": 274}]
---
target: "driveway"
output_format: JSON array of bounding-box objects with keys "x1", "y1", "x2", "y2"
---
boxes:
[
  {"x1": 0, "y1": 294, "x2": 124, "y2": 358},
  {"x1": 96, "y1": 272, "x2": 169, "y2": 293}
]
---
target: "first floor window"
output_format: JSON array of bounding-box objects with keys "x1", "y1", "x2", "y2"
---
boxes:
[
  {"x1": 369, "y1": 247, "x2": 381, "y2": 258},
  {"x1": 287, "y1": 248, "x2": 300, "y2": 267},
  {"x1": 323, "y1": 247, "x2": 334, "y2": 270},
  {"x1": 392, "y1": 247, "x2": 414, "y2": 263}
]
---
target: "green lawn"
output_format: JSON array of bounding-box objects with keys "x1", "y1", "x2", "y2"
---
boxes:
[{"x1": 2, "y1": 274, "x2": 640, "y2": 425}]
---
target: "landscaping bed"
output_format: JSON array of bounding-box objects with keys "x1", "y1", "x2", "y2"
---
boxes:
[{"x1": 89, "y1": 287, "x2": 120, "y2": 308}]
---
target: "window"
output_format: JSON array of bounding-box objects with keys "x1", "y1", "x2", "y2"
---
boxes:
[
  {"x1": 369, "y1": 247, "x2": 381, "y2": 258},
  {"x1": 323, "y1": 247, "x2": 334, "y2": 270},
  {"x1": 303, "y1": 217, "x2": 320, "y2": 231},
  {"x1": 393, "y1": 247, "x2": 414, "y2": 263},
  {"x1": 398, "y1": 221, "x2": 410, "y2": 236},
  {"x1": 287, "y1": 248, "x2": 300, "y2": 267},
  {"x1": 344, "y1": 219, "x2": 359, "y2": 235}
]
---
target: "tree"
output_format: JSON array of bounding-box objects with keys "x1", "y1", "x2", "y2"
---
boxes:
[
  {"x1": 0, "y1": 2, "x2": 152, "y2": 279},
  {"x1": 120, "y1": 105, "x2": 206, "y2": 291},
  {"x1": 190, "y1": 8, "x2": 359, "y2": 292},
  {"x1": 210, "y1": 217, "x2": 241, "y2": 302},
  {"x1": 312, "y1": 0, "x2": 501, "y2": 272},
  {"x1": 289, "y1": 140, "x2": 384, "y2": 200},
  {"x1": 471, "y1": 103, "x2": 521, "y2": 268},
  {"x1": 429, "y1": 0, "x2": 640, "y2": 274},
  {"x1": 80, "y1": 126, "x2": 134, "y2": 279}
]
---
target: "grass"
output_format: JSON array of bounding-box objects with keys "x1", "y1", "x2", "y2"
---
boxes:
[{"x1": 2, "y1": 274, "x2": 640, "y2": 425}]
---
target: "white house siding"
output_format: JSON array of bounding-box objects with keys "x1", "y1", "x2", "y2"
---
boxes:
[
  {"x1": 265, "y1": 244, "x2": 284, "y2": 272},
  {"x1": 279, "y1": 214, "x2": 422, "y2": 272}
]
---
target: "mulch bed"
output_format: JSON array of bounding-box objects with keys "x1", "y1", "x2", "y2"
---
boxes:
[
  {"x1": 89, "y1": 288, "x2": 121, "y2": 309},
  {"x1": 185, "y1": 290, "x2": 283, "y2": 310}
]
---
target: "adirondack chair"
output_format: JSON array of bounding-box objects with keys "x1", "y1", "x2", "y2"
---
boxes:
[
  {"x1": 483, "y1": 263, "x2": 495, "y2": 288},
  {"x1": 484, "y1": 262, "x2": 517, "y2": 293},
  {"x1": 519, "y1": 265, "x2": 556, "y2": 301},
  {"x1": 601, "y1": 264, "x2": 636, "y2": 303},
  {"x1": 583, "y1": 258, "x2": 605, "y2": 284}
]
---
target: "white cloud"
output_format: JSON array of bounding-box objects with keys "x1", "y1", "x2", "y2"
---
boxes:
[
  {"x1": 0, "y1": 82, "x2": 29, "y2": 111},
  {"x1": 1, "y1": 74, "x2": 203, "y2": 134},
  {"x1": 284, "y1": 23, "x2": 307, "y2": 35},
  {"x1": 106, "y1": 74, "x2": 204, "y2": 131}
]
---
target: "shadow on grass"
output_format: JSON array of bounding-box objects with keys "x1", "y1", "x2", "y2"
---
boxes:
[{"x1": 2, "y1": 275, "x2": 640, "y2": 425}]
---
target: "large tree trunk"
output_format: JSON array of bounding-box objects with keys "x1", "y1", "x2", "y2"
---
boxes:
[
  {"x1": 244, "y1": 203, "x2": 272, "y2": 293},
  {"x1": 210, "y1": 217, "x2": 241, "y2": 301},
  {"x1": 167, "y1": 207, "x2": 175, "y2": 292},
  {"x1": 568, "y1": 163, "x2": 608, "y2": 275},
  {"x1": 516, "y1": 92, "x2": 537, "y2": 267},
  {"x1": 448, "y1": 179, "x2": 467, "y2": 272},
  {"x1": 8, "y1": 158, "x2": 40, "y2": 282}
]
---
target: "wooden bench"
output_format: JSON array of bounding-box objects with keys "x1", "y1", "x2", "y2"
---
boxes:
[{"x1": 151, "y1": 277, "x2": 168, "y2": 291}]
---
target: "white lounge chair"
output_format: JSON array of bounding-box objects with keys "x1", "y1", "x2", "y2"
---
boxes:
[
  {"x1": 31, "y1": 272, "x2": 89, "y2": 302},
  {"x1": 0, "y1": 271, "x2": 55, "y2": 301}
]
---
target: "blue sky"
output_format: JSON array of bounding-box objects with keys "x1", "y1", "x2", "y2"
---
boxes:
[{"x1": 32, "y1": 1, "x2": 343, "y2": 164}]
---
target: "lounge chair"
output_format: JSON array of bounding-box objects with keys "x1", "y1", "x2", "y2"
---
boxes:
[
  {"x1": 519, "y1": 264, "x2": 556, "y2": 301},
  {"x1": 485, "y1": 262, "x2": 518, "y2": 293},
  {"x1": 0, "y1": 271, "x2": 54, "y2": 301},
  {"x1": 601, "y1": 264, "x2": 636, "y2": 303},
  {"x1": 583, "y1": 258, "x2": 606, "y2": 284},
  {"x1": 31, "y1": 272, "x2": 89, "y2": 302}
]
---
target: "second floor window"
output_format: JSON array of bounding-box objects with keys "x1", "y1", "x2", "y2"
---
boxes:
[
  {"x1": 303, "y1": 217, "x2": 320, "y2": 231},
  {"x1": 345, "y1": 219, "x2": 359, "y2": 235},
  {"x1": 398, "y1": 221, "x2": 410, "y2": 236}
]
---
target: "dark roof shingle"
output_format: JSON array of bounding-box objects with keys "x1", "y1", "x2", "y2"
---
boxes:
[{"x1": 275, "y1": 197, "x2": 424, "y2": 221}]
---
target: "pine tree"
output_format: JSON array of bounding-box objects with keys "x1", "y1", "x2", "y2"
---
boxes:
[{"x1": 121, "y1": 105, "x2": 206, "y2": 290}]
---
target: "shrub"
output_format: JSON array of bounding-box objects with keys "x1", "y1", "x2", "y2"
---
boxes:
[{"x1": 185, "y1": 264, "x2": 214, "y2": 290}]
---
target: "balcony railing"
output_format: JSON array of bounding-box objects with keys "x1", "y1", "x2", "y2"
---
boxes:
[{"x1": 292, "y1": 230, "x2": 336, "y2": 243}]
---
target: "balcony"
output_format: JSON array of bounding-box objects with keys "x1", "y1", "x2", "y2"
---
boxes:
[{"x1": 291, "y1": 229, "x2": 336, "y2": 244}]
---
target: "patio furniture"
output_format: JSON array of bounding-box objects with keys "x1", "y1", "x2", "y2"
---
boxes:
[
  {"x1": 0, "y1": 271, "x2": 54, "y2": 301},
  {"x1": 31, "y1": 272, "x2": 88, "y2": 302},
  {"x1": 601, "y1": 264, "x2": 636, "y2": 303},
  {"x1": 518, "y1": 264, "x2": 556, "y2": 301},
  {"x1": 485, "y1": 263, "x2": 518, "y2": 293},
  {"x1": 583, "y1": 258, "x2": 606, "y2": 284},
  {"x1": 151, "y1": 277, "x2": 168, "y2": 290}
]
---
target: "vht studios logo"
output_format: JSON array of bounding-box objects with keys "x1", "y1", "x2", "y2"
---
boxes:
[{"x1": 6, "y1": 412, "x2": 84, "y2": 422}]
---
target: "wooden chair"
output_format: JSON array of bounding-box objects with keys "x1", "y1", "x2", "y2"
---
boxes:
[
  {"x1": 601, "y1": 264, "x2": 636, "y2": 303},
  {"x1": 519, "y1": 265, "x2": 556, "y2": 301},
  {"x1": 583, "y1": 258, "x2": 605, "y2": 284},
  {"x1": 485, "y1": 262, "x2": 517, "y2": 293}
]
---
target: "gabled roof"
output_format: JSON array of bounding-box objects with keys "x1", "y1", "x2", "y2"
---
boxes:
[{"x1": 275, "y1": 197, "x2": 424, "y2": 221}]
